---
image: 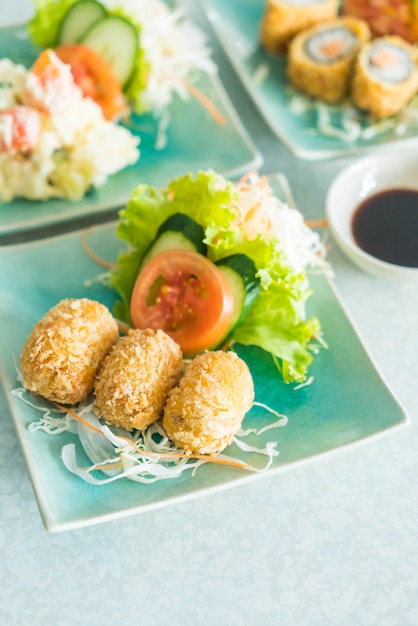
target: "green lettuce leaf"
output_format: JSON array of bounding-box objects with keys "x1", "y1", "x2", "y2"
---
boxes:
[
  {"x1": 110, "y1": 170, "x2": 324, "y2": 384},
  {"x1": 28, "y1": 0, "x2": 79, "y2": 47}
]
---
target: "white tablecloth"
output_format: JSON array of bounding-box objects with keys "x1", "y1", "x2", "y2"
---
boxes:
[{"x1": 1, "y1": 2, "x2": 417, "y2": 624}]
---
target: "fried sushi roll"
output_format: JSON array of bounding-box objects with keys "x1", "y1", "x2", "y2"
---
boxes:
[
  {"x1": 19, "y1": 298, "x2": 119, "y2": 405},
  {"x1": 163, "y1": 351, "x2": 254, "y2": 455},
  {"x1": 93, "y1": 328, "x2": 183, "y2": 431},
  {"x1": 351, "y1": 36, "x2": 418, "y2": 118},
  {"x1": 287, "y1": 16, "x2": 370, "y2": 102},
  {"x1": 260, "y1": 0, "x2": 339, "y2": 55}
]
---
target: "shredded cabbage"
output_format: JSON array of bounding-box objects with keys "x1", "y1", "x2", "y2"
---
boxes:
[
  {"x1": 0, "y1": 55, "x2": 139, "y2": 202},
  {"x1": 15, "y1": 389, "x2": 288, "y2": 484},
  {"x1": 287, "y1": 89, "x2": 418, "y2": 143},
  {"x1": 108, "y1": 0, "x2": 216, "y2": 115}
]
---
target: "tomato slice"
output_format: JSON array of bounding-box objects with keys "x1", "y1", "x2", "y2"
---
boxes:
[
  {"x1": 0, "y1": 106, "x2": 41, "y2": 153},
  {"x1": 54, "y1": 44, "x2": 125, "y2": 120},
  {"x1": 130, "y1": 250, "x2": 235, "y2": 355}
]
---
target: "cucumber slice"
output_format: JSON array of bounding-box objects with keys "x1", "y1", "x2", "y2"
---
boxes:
[
  {"x1": 141, "y1": 213, "x2": 207, "y2": 267},
  {"x1": 58, "y1": 0, "x2": 107, "y2": 44},
  {"x1": 81, "y1": 15, "x2": 138, "y2": 87},
  {"x1": 216, "y1": 254, "x2": 260, "y2": 331}
]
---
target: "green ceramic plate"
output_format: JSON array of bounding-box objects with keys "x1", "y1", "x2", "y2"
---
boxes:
[
  {"x1": 0, "y1": 174, "x2": 409, "y2": 531},
  {"x1": 0, "y1": 23, "x2": 262, "y2": 235},
  {"x1": 200, "y1": 0, "x2": 418, "y2": 159}
]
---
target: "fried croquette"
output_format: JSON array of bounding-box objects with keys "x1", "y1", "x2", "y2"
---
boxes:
[
  {"x1": 93, "y1": 328, "x2": 183, "y2": 431},
  {"x1": 19, "y1": 298, "x2": 119, "y2": 404},
  {"x1": 162, "y1": 350, "x2": 254, "y2": 455}
]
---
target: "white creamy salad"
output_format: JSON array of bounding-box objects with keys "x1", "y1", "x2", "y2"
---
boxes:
[{"x1": 0, "y1": 53, "x2": 139, "y2": 203}]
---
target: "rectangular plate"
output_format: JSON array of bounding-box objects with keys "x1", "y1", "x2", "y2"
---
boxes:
[
  {"x1": 0, "y1": 174, "x2": 409, "y2": 531},
  {"x1": 0, "y1": 23, "x2": 262, "y2": 235},
  {"x1": 199, "y1": 0, "x2": 418, "y2": 160}
]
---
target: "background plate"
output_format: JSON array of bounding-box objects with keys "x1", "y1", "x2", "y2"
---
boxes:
[
  {"x1": 0, "y1": 174, "x2": 409, "y2": 532},
  {"x1": 0, "y1": 24, "x2": 262, "y2": 236},
  {"x1": 199, "y1": 0, "x2": 418, "y2": 160}
]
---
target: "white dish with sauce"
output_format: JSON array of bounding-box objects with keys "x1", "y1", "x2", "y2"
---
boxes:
[{"x1": 326, "y1": 150, "x2": 418, "y2": 280}]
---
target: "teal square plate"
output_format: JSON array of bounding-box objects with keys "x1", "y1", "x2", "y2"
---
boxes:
[
  {"x1": 199, "y1": 0, "x2": 418, "y2": 160},
  {"x1": 0, "y1": 23, "x2": 262, "y2": 236},
  {"x1": 0, "y1": 174, "x2": 409, "y2": 531}
]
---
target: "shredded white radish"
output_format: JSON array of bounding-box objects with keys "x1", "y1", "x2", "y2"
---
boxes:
[
  {"x1": 232, "y1": 172, "x2": 329, "y2": 275},
  {"x1": 252, "y1": 62, "x2": 270, "y2": 86},
  {"x1": 16, "y1": 389, "x2": 288, "y2": 484},
  {"x1": 287, "y1": 91, "x2": 418, "y2": 143},
  {"x1": 104, "y1": 0, "x2": 216, "y2": 115}
]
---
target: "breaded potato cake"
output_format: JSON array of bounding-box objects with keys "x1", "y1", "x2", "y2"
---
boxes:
[
  {"x1": 163, "y1": 350, "x2": 254, "y2": 455},
  {"x1": 93, "y1": 328, "x2": 183, "y2": 431},
  {"x1": 20, "y1": 298, "x2": 119, "y2": 404}
]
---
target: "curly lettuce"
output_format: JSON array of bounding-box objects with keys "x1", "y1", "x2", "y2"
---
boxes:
[
  {"x1": 110, "y1": 170, "x2": 324, "y2": 384},
  {"x1": 28, "y1": 0, "x2": 77, "y2": 47}
]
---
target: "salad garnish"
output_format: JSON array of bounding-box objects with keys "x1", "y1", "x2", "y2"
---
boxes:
[
  {"x1": 110, "y1": 170, "x2": 328, "y2": 384},
  {"x1": 28, "y1": 0, "x2": 218, "y2": 121}
]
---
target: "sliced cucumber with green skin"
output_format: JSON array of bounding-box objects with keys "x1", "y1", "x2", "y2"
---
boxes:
[
  {"x1": 216, "y1": 254, "x2": 260, "y2": 331},
  {"x1": 81, "y1": 15, "x2": 138, "y2": 87},
  {"x1": 58, "y1": 0, "x2": 107, "y2": 44},
  {"x1": 141, "y1": 213, "x2": 207, "y2": 267}
]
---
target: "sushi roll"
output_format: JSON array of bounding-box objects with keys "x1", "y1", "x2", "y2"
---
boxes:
[
  {"x1": 260, "y1": 0, "x2": 339, "y2": 55},
  {"x1": 287, "y1": 16, "x2": 371, "y2": 102},
  {"x1": 351, "y1": 36, "x2": 418, "y2": 118}
]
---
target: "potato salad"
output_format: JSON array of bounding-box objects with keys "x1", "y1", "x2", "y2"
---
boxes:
[{"x1": 0, "y1": 50, "x2": 139, "y2": 203}]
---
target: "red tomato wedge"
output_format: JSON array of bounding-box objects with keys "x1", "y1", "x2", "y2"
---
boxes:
[
  {"x1": 130, "y1": 250, "x2": 235, "y2": 354},
  {"x1": 54, "y1": 44, "x2": 125, "y2": 120},
  {"x1": 0, "y1": 106, "x2": 41, "y2": 153}
]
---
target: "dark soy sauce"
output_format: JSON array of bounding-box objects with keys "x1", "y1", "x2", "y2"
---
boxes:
[{"x1": 352, "y1": 188, "x2": 418, "y2": 268}]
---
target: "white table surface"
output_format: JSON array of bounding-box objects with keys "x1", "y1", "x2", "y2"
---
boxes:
[{"x1": 1, "y1": 2, "x2": 418, "y2": 625}]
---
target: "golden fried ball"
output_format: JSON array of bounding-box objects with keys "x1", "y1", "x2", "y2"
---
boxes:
[
  {"x1": 93, "y1": 328, "x2": 183, "y2": 431},
  {"x1": 19, "y1": 298, "x2": 119, "y2": 404},
  {"x1": 163, "y1": 350, "x2": 254, "y2": 455}
]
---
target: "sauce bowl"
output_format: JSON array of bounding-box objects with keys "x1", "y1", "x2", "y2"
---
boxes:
[{"x1": 326, "y1": 149, "x2": 418, "y2": 281}]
